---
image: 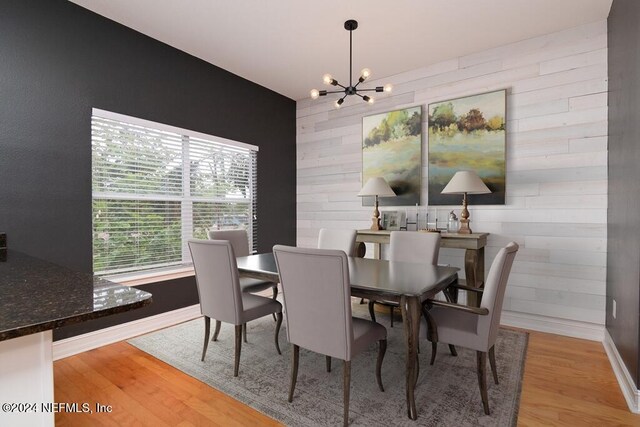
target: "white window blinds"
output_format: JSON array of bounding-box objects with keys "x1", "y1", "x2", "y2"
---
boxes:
[{"x1": 91, "y1": 109, "x2": 258, "y2": 275}]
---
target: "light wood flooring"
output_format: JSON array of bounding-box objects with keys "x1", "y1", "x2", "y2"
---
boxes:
[{"x1": 54, "y1": 328, "x2": 640, "y2": 426}]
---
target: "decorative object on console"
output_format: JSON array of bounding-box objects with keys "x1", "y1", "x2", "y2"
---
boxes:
[
  {"x1": 309, "y1": 20, "x2": 392, "y2": 107},
  {"x1": 441, "y1": 170, "x2": 491, "y2": 234},
  {"x1": 447, "y1": 211, "x2": 460, "y2": 233},
  {"x1": 362, "y1": 106, "x2": 422, "y2": 207},
  {"x1": 358, "y1": 177, "x2": 396, "y2": 230},
  {"x1": 381, "y1": 211, "x2": 406, "y2": 231},
  {"x1": 428, "y1": 89, "x2": 506, "y2": 205}
]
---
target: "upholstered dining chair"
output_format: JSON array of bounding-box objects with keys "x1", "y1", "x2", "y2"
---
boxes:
[
  {"x1": 368, "y1": 231, "x2": 441, "y2": 327},
  {"x1": 209, "y1": 229, "x2": 279, "y2": 328},
  {"x1": 317, "y1": 228, "x2": 357, "y2": 256},
  {"x1": 273, "y1": 245, "x2": 387, "y2": 427},
  {"x1": 188, "y1": 239, "x2": 283, "y2": 377},
  {"x1": 424, "y1": 242, "x2": 519, "y2": 415}
]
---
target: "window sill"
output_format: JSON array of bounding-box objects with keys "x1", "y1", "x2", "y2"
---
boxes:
[{"x1": 104, "y1": 266, "x2": 195, "y2": 287}]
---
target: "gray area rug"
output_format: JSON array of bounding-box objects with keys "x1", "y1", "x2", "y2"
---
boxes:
[{"x1": 129, "y1": 303, "x2": 527, "y2": 426}]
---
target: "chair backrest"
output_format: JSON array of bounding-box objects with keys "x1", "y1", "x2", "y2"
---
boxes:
[
  {"x1": 273, "y1": 245, "x2": 354, "y2": 361},
  {"x1": 479, "y1": 242, "x2": 519, "y2": 348},
  {"x1": 188, "y1": 239, "x2": 244, "y2": 324},
  {"x1": 317, "y1": 228, "x2": 357, "y2": 257},
  {"x1": 389, "y1": 231, "x2": 441, "y2": 265},
  {"x1": 208, "y1": 229, "x2": 250, "y2": 257}
]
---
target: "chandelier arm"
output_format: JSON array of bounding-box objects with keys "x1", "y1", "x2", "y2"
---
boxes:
[
  {"x1": 324, "y1": 89, "x2": 347, "y2": 94},
  {"x1": 355, "y1": 88, "x2": 379, "y2": 92}
]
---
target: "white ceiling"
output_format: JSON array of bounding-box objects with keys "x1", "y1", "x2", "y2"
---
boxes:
[{"x1": 70, "y1": 0, "x2": 612, "y2": 101}]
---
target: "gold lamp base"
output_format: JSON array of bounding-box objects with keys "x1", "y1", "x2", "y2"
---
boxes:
[
  {"x1": 458, "y1": 192, "x2": 472, "y2": 234},
  {"x1": 370, "y1": 195, "x2": 383, "y2": 230}
]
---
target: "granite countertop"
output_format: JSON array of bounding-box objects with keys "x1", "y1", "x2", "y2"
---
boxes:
[{"x1": 0, "y1": 251, "x2": 152, "y2": 341}]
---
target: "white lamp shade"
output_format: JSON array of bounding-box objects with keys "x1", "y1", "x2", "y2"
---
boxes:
[
  {"x1": 441, "y1": 171, "x2": 491, "y2": 194},
  {"x1": 357, "y1": 177, "x2": 396, "y2": 197}
]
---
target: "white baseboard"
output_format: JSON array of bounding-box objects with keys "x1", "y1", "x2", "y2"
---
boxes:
[
  {"x1": 501, "y1": 310, "x2": 604, "y2": 341},
  {"x1": 52, "y1": 305, "x2": 201, "y2": 361},
  {"x1": 603, "y1": 330, "x2": 640, "y2": 413}
]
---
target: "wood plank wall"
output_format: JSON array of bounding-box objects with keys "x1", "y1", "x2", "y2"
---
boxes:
[{"x1": 295, "y1": 21, "x2": 608, "y2": 328}]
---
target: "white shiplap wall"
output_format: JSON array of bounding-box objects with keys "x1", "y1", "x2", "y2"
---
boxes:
[{"x1": 296, "y1": 21, "x2": 607, "y2": 336}]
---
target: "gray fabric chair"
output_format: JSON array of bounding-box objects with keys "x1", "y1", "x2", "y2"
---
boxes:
[
  {"x1": 424, "y1": 242, "x2": 519, "y2": 415},
  {"x1": 273, "y1": 245, "x2": 387, "y2": 427},
  {"x1": 368, "y1": 231, "x2": 441, "y2": 327},
  {"x1": 317, "y1": 228, "x2": 357, "y2": 256},
  {"x1": 188, "y1": 239, "x2": 283, "y2": 377},
  {"x1": 208, "y1": 229, "x2": 279, "y2": 326}
]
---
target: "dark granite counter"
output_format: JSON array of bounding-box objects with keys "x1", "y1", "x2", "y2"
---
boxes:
[{"x1": 0, "y1": 251, "x2": 152, "y2": 341}]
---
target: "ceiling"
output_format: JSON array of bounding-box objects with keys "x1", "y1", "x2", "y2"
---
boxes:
[{"x1": 70, "y1": 0, "x2": 613, "y2": 101}]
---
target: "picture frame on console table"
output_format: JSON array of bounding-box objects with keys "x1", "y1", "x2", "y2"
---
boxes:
[{"x1": 381, "y1": 211, "x2": 406, "y2": 231}]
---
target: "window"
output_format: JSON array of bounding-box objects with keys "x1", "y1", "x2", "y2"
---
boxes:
[{"x1": 91, "y1": 109, "x2": 258, "y2": 275}]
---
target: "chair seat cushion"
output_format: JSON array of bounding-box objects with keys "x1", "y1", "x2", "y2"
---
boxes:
[
  {"x1": 240, "y1": 277, "x2": 275, "y2": 293},
  {"x1": 351, "y1": 317, "x2": 387, "y2": 357},
  {"x1": 240, "y1": 292, "x2": 282, "y2": 323},
  {"x1": 429, "y1": 306, "x2": 486, "y2": 352}
]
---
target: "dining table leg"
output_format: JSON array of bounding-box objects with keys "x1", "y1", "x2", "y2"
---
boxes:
[{"x1": 400, "y1": 295, "x2": 421, "y2": 420}]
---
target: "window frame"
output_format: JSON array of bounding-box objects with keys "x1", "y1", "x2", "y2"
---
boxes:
[{"x1": 91, "y1": 108, "x2": 259, "y2": 277}]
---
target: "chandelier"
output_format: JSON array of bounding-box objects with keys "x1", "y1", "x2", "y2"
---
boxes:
[{"x1": 310, "y1": 20, "x2": 392, "y2": 108}]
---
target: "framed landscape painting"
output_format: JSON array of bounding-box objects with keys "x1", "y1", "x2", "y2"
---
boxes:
[
  {"x1": 428, "y1": 89, "x2": 506, "y2": 205},
  {"x1": 362, "y1": 106, "x2": 422, "y2": 206}
]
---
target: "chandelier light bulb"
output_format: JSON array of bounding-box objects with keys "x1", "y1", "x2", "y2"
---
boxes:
[
  {"x1": 384, "y1": 83, "x2": 393, "y2": 93},
  {"x1": 322, "y1": 74, "x2": 333, "y2": 85},
  {"x1": 367, "y1": 97, "x2": 375, "y2": 104},
  {"x1": 361, "y1": 68, "x2": 371, "y2": 79},
  {"x1": 310, "y1": 89, "x2": 320, "y2": 99},
  {"x1": 335, "y1": 98, "x2": 344, "y2": 108}
]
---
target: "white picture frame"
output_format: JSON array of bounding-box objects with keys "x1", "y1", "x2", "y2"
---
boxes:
[{"x1": 381, "y1": 210, "x2": 406, "y2": 231}]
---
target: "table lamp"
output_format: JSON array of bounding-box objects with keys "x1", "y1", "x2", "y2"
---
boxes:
[
  {"x1": 441, "y1": 170, "x2": 490, "y2": 234},
  {"x1": 358, "y1": 177, "x2": 396, "y2": 230}
]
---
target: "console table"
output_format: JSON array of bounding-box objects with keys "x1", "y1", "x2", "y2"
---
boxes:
[{"x1": 356, "y1": 230, "x2": 489, "y2": 299}]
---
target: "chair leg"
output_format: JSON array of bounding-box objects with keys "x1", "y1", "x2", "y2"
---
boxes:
[
  {"x1": 343, "y1": 360, "x2": 351, "y2": 427},
  {"x1": 202, "y1": 316, "x2": 210, "y2": 362},
  {"x1": 326, "y1": 356, "x2": 332, "y2": 373},
  {"x1": 430, "y1": 342, "x2": 437, "y2": 365},
  {"x1": 243, "y1": 323, "x2": 248, "y2": 343},
  {"x1": 212, "y1": 320, "x2": 221, "y2": 341},
  {"x1": 449, "y1": 344, "x2": 458, "y2": 357},
  {"x1": 489, "y1": 345, "x2": 499, "y2": 385},
  {"x1": 274, "y1": 312, "x2": 283, "y2": 355},
  {"x1": 288, "y1": 344, "x2": 300, "y2": 403},
  {"x1": 376, "y1": 339, "x2": 386, "y2": 392},
  {"x1": 390, "y1": 306, "x2": 394, "y2": 328},
  {"x1": 476, "y1": 351, "x2": 490, "y2": 415},
  {"x1": 234, "y1": 325, "x2": 243, "y2": 377},
  {"x1": 272, "y1": 285, "x2": 278, "y2": 321},
  {"x1": 368, "y1": 301, "x2": 377, "y2": 323}
]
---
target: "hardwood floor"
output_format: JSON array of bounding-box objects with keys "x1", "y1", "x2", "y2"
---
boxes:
[{"x1": 54, "y1": 329, "x2": 640, "y2": 426}]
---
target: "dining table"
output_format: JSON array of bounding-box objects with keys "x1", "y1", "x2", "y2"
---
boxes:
[{"x1": 236, "y1": 253, "x2": 459, "y2": 420}]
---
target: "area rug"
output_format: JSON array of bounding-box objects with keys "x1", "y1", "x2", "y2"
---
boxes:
[{"x1": 129, "y1": 303, "x2": 527, "y2": 426}]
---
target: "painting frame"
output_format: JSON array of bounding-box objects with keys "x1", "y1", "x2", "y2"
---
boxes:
[
  {"x1": 362, "y1": 106, "x2": 422, "y2": 207},
  {"x1": 381, "y1": 210, "x2": 406, "y2": 231},
  {"x1": 427, "y1": 89, "x2": 507, "y2": 206}
]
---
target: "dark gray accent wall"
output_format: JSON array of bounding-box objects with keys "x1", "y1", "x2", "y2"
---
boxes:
[
  {"x1": 607, "y1": 0, "x2": 640, "y2": 387},
  {"x1": 0, "y1": 1, "x2": 296, "y2": 339}
]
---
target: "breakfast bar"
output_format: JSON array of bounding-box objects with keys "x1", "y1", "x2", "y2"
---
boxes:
[{"x1": 0, "y1": 251, "x2": 152, "y2": 426}]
